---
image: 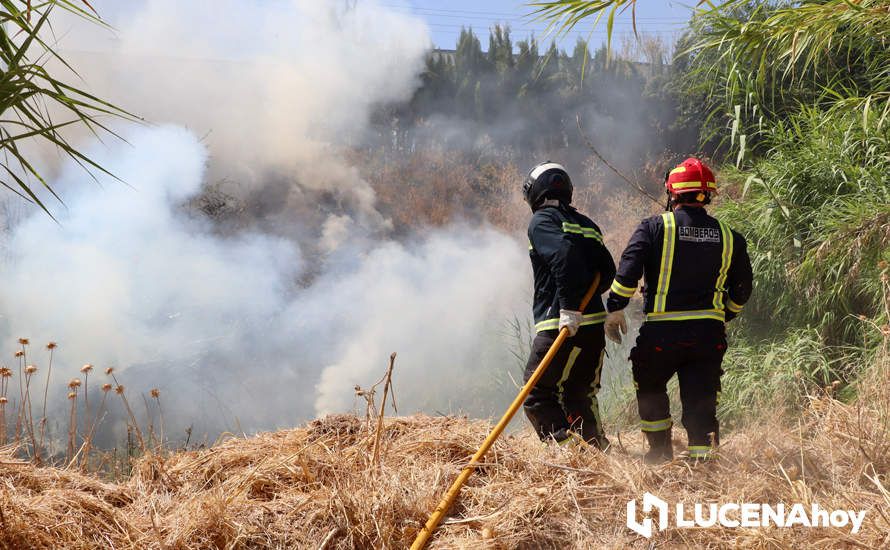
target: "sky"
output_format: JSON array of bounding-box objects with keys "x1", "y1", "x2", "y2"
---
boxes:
[{"x1": 379, "y1": 1, "x2": 696, "y2": 50}]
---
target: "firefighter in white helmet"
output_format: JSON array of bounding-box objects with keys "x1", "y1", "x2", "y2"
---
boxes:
[{"x1": 522, "y1": 161, "x2": 615, "y2": 449}]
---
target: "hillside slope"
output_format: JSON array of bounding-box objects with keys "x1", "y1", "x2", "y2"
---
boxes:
[{"x1": 1, "y1": 387, "x2": 888, "y2": 549}]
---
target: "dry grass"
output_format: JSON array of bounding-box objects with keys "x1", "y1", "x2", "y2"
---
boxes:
[{"x1": 0, "y1": 369, "x2": 888, "y2": 550}]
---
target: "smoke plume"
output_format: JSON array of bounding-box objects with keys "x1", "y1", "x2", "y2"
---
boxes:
[
  {"x1": 56, "y1": 0, "x2": 430, "y2": 232},
  {"x1": 0, "y1": 0, "x2": 538, "y2": 439}
]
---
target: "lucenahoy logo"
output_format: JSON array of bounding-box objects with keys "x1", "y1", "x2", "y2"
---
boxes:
[{"x1": 626, "y1": 492, "x2": 866, "y2": 538}]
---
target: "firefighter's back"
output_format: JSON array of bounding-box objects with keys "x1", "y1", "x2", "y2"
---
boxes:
[{"x1": 641, "y1": 207, "x2": 736, "y2": 324}]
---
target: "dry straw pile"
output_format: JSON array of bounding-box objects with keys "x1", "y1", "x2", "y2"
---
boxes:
[{"x1": 1, "y1": 357, "x2": 888, "y2": 549}]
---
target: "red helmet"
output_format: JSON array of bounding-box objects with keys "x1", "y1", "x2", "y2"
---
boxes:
[{"x1": 665, "y1": 157, "x2": 717, "y2": 195}]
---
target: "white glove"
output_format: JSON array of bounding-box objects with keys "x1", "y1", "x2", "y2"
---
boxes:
[
  {"x1": 559, "y1": 309, "x2": 582, "y2": 336},
  {"x1": 604, "y1": 310, "x2": 627, "y2": 344}
]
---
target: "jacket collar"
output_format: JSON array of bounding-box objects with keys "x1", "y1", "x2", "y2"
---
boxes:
[{"x1": 674, "y1": 204, "x2": 708, "y2": 215}]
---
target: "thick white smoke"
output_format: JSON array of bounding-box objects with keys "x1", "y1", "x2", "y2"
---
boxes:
[
  {"x1": 0, "y1": 1, "x2": 538, "y2": 437},
  {"x1": 307, "y1": 230, "x2": 529, "y2": 416},
  {"x1": 57, "y1": 0, "x2": 431, "y2": 228},
  {"x1": 1, "y1": 126, "x2": 529, "y2": 433},
  {"x1": 0, "y1": 126, "x2": 300, "y2": 368}
]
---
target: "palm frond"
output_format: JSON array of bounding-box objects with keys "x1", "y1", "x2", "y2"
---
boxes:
[
  {"x1": 686, "y1": 0, "x2": 890, "y2": 131},
  {"x1": 528, "y1": 0, "x2": 640, "y2": 57},
  {"x1": 0, "y1": 0, "x2": 137, "y2": 215}
]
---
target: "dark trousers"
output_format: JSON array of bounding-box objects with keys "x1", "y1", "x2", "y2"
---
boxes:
[
  {"x1": 630, "y1": 320, "x2": 726, "y2": 448},
  {"x1": 523, "y1": 325, "x2": 606, "y2": 443}
]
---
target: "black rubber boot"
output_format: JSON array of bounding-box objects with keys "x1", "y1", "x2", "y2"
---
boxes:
[
  {"x1": 547, "y1": 429, "x2": 609, "y2": 451},
  {"x1": 548, "y1": 428, "x2": 575, "y2": 446},
  {"x1": 571, "y1": 416, "x2": 609, "y2": 451},
  {"x1": 643, "y1": 429, "x2": 673, "y2": 464}
]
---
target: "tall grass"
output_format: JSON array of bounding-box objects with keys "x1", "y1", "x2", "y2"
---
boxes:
[
  {"x1": 716, "y1": 106, "x2": 890, "y2": 344},
  {"x1": 720, "y1": 329, "x2": 852, "y2": 425}
]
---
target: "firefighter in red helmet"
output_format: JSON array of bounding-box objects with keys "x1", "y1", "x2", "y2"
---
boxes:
[{"x1": 604, "y1": 158, "x2": 753, "y2": 463}]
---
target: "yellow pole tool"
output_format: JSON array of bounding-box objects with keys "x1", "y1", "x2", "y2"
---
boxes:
[{"x1": 410, "y1": 273, "x2": 602, "y2": 550}]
